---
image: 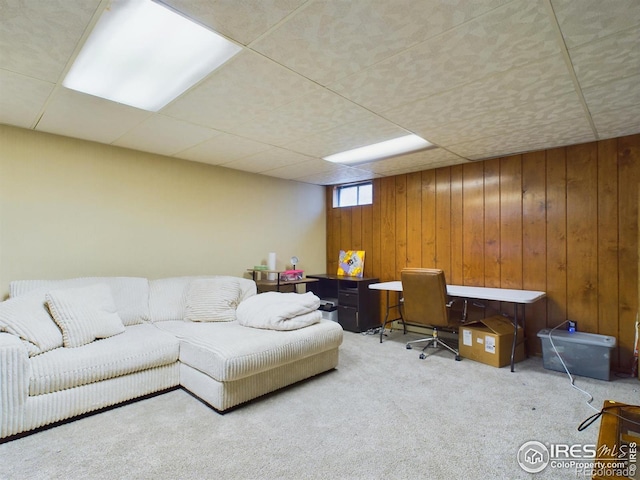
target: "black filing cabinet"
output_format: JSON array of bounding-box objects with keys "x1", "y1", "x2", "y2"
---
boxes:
[{"x1": 306, "y1": 274, "x2": 380, "y2": 333}]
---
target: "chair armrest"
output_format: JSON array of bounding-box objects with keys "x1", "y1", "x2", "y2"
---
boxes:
[{"x1": 0, "y1": 332, "x2": 30, "y2": 439}]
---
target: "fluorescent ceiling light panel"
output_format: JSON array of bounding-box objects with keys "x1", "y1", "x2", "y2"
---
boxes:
[
  {"x1": 63, "y1": 0, "x2": 241, "y2": 111},
  {"x1": 323, "y1": 134, "x2": 434, "y2": 164}
]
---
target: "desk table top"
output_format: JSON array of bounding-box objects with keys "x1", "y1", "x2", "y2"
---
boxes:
[{"x1": 369, "y1": 281, "x2": 545, "y2": 304}]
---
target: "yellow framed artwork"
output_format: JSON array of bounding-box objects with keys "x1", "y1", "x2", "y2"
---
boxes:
[{"x1": 337, "y1": 250, "x2": 365, "y2": 277}]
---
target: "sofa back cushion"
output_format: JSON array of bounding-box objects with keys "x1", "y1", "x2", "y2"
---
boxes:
[
  {"x1": 149, "y1": 276, "x2": 256, "y2": 322},
  {"x1": 10, "y1": 277, "x2": 150, "y2": 326}
]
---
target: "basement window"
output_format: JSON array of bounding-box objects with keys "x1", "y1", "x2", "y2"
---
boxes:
[{"x1": 334, "y1": 182, "x2": 373, "y2": 207}]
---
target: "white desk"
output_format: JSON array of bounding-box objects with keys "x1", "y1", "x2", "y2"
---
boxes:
[{"x1": 369, "y1": 281, "x2": 546, "y2": 371}]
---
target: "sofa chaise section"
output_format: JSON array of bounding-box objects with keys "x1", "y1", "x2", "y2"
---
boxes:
[
  {"x1": 155, "y1": 319, "x2": 343, "y2": 411},
  {"x1": 147, "y1": 276, "x2": 343, "y2": 411}
]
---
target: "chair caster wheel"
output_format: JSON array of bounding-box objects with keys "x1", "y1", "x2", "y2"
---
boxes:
[
  {"x1": 455, "y1": 355, "x2": 461, "y2": 361},
  {"x1": 419, "y1": 353, "x2": 426, "y2": 359},
  {"x1": 406, "y1": 344, "x2": 412, "y2": 350}
]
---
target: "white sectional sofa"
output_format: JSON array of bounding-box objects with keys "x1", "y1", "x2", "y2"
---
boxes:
[{"x1": 0, "y1": 276, "x2": 343, "y2": 440}]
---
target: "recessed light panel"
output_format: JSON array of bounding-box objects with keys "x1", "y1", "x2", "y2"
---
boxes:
[
  {"x1": 63, "y1": 0, "x2": 241, "y2": 111},
  {"x1": 323, "y1": 134, "x2": 434, "y2": 164}
]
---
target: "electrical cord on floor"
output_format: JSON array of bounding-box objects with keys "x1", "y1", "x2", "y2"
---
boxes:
[
  {"x1": 577, "y1": 401, "x2": 640, "y2": 432},
  {"x1": 547, "y1": 321, "x2": 640, "y2": 432},
  {"x1": 546, "y1": 320, "x2": 600, "y2": 415}
]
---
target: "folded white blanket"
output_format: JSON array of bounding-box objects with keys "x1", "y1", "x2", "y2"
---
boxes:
[{"x1": 236, "y1": 291, "x2": 322, "y2": 330}]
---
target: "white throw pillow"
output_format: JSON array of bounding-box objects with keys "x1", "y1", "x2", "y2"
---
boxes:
[
  {"x1": 45, "y1": 284, "x2": 125, "y2": 348},
  {"x1": 149, "y1": 276, "x2": 257, "y2": 322},
  {"x1": 184, "y1": 278, "x2": 242, "y2": 322},
  {"x1": 0, "y1": 294, "x2": 63, "y2": 356}
]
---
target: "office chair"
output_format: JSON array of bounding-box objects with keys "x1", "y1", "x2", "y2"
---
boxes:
[{"x1": 401, "y1": 268, "x2": 462, "y2": 361}]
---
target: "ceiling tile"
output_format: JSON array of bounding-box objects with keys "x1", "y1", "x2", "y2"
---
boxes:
[
  {"x1": 284, "y1": 115, "x2": 410, "y2": 158},
  {"x1": 0, "y1": 69, "x2": 54, "y2": 128},
  {"x1": 294, "y1": 166, "x2": 379, "y2": 186},
  {"x1": 330, "y1": 0, "x2": 559, "y2": 113},
  {"x1": 551, "y1": 0, "x2": 640, "y2": 49},
  {"x1": 36, "y1": 88, "x2": 151, "y2": 144},
  {"x1": 177, "y1": 133, "x2": 272, "y2": 166},
  {"x1": 356, "y1": 148, "x2": 468, "y2": 174},
  {"x1": 253, "y1": 0, "x2": 510, "y2": 85},
  {"x1": 222, "y1": 114, "x2": 304, "y2": 146},
  {"x1": 424, "y1": 91, "x2": 587, "y2": 146},
  {"x1": 162, "y1": 0, "x2": 306, "y2": 45},
  {"x1": 569, "y1": 27, "x2": 640, "y2": 90},
  {"x1": 162, "y1": 50, "x2": 321, "y2": 130},
  {"x1": 448, "y1": 117, "x2": 595, "y2": 160},
  {"x1": 262, "y1": 158, "x2": 338, "y2": 180},
  {"x1": 226, "y1": 88, "x2": 374, "y2": 146},
  {"x1": 382, "y1": 159, "x2": 470, "y2": 177},
  {"x1": 113, "y1": 115, "x2": 220, "y2": 156},
  {"x1": 582, "y1": 73, "x2": 640, "y2": 114},
  {"x1": 260, "y1": 89, "x2": 374, "y2": 135},
  {"x1": 382, "y1": 53, "x2": 576, "y2": 135},
  {"x1": 592, "y1": 105, "x2": 640, "y2": 140},
  {"x1": 219, "y1": 147, "x2": 316, "y2": 173},
  {"x1": 0, "y1": 0, "x2": 100, "y2": 82}
]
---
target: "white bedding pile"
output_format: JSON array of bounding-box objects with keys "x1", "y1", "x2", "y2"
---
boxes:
[{"x1": 236, "y1": 292, "x2": 322, "y2": 330}]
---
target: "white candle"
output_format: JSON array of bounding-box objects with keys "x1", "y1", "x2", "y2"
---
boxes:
[{"x1": 267, "y1": 252, "x2": 276, "y2": 280}]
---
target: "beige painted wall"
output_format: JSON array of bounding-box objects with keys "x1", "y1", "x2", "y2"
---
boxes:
[{"x1": 0, "y1": 125, "x2": 326, "y2": 299}]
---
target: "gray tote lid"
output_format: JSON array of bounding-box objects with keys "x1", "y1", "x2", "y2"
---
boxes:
[{"x1": 537, "y1": 329, "x2": 616, "y2": 348}]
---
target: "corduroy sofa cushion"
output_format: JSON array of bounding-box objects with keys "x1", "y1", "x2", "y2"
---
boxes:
[
  {"x1": 154, "y1": 319, "x2": 343, "y2": 383},
  {"x1": 29, "y1": 324, "x2": 179, "y2": 396}
]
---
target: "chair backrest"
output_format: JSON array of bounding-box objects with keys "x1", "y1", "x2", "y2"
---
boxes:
[{"x1": 400, "y1": 268, "x2": 449, "y2": 327}]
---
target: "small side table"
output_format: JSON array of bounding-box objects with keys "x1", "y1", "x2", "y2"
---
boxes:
[{"x1": 247, "y1": 269, "x2": 318, "y2": 293}]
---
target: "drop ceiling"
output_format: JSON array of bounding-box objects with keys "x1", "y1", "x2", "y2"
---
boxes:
[{"x1": 1, "y1": 0, "x2": 638, "y2": 185}]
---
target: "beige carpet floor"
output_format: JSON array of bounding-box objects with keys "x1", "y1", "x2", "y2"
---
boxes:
[{"x1": 1, "y1": 330, "x2": 638, "y2": 480}]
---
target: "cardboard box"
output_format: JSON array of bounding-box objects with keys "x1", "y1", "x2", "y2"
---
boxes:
[{"x1": 459, "y1": 315, "x2": 525, "y2": 368}]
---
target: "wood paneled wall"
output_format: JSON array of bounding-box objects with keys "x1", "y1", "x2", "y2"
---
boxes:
[{"x1": 326, "y1": 134, "x2": 640, "y2": 370}]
